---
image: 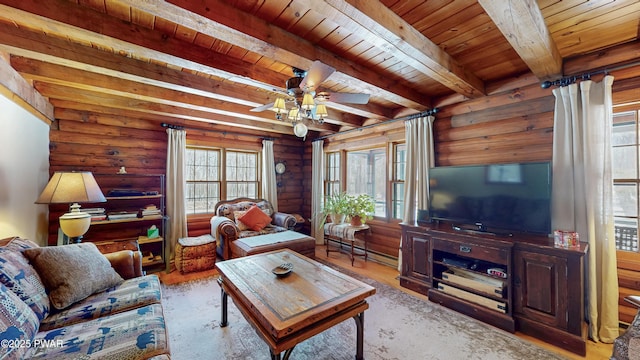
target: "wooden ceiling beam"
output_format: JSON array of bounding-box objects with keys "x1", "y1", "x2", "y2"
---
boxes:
[
  {"x1": 297, "y1": 0, "x2": 486, "y2": 99},
  {"x1": 0, "y1": 24, "x2": 360, "y2": 130},
  {"x1": 123, "y1": 0, "x2": 427, "y2": 112},
  {"x1": 11, "y1": 56, "x2": 361, "y2": 128},
  {"x1": 478, "y1": 0, "x2": 563, "y2": 80},
  {"x1": 0, "y1": 0, "x2": 394, "y2": 120},
  {"x1": 0, "y1": 1, "x2": 288, "y2": 91},
  {"x1": 0, "y1": 53, "x2": 53, "y2": 124},
  {"x1": 34, "y1": 82, "x2": 339, "y2": 134}
]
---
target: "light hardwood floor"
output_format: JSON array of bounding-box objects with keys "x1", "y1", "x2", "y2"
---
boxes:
[{"x1": 315, "y1": 246, "x2": 614, "y2": 360}]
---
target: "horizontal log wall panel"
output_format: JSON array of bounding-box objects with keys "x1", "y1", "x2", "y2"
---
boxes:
[{"x1": 47, "y1": 103, "x2": 306, "y2": 245}]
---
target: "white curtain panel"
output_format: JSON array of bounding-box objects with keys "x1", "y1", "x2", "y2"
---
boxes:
[
  {"x1": 400, "y1": 115, "x2": 435, "y2": 271},
  {"x1": 551, "y1": 75, "x2": 618, "y2": 342},
  {"x1": 311, "y1": 140, "x2": 325, "y2": 244},
  {"x1": 262, "y1": 139, "x2": 278, "y2": 211},
  {"x1": 165, "y1": 128, "x2": 188, "y2": 261}
]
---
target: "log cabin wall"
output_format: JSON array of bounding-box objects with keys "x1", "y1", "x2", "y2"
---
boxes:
[
  {"x1": 319, "y1": 42, "x2": 640, "y2": 303},
  {"x1": 46, "y1": 110, "x2": 306, "y2": 245}
]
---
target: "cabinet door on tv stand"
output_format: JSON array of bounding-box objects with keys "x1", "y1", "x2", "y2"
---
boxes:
[
  {"x1": 513, "y1": 250, "x2": 569, "y2": 329},
  {"x1": 409, "y1": 233, "x2": 431, "y2": 282}
]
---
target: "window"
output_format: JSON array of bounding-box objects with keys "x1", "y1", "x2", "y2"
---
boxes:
[
  {"x1": 325, "y1": 152, "x2": 341, "y2": 197},
  {"x1": 613, "y1": 110, "x2": 640, "y2": 252},
  {"x1": 226, "y1": 150, "x2": 259, "y2": 199},
  {"x1": 185, "y1": 147, "x2": 259, "y2": 214},
  {"x1": 346, "y1": 148, "x2": 386, "y2": 217},
  {"x1": 392, "y1": 143, "x2": 406, "y2": 219}
]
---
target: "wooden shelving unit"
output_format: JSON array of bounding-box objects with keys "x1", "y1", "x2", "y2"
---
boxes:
[{"x1": 84, "y1": 173, "x2": 168, "y2": 273}]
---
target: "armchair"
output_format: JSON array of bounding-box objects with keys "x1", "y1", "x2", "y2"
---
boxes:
[
  {"x1": 210, "y1": 198, "x2": 296, "y2": 259},
  {"x1": 612, "y1": 296, "x2": 640, "y2": 360}
]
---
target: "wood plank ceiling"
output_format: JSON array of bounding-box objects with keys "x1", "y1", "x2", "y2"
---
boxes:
[{"x1": 0, "y1": 0, "x2": 638, "y2": 138}]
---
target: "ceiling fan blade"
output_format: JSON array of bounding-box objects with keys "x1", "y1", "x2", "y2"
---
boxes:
[
  {"x1": 250, "y1": 102, "x2": 275, "y2": 112},
  {"x1": 299, "y1": 61, "x2": 335, "y2": 90},
  {"x1": 320, "y1": 92, "x2": 370, "y2": 104}
]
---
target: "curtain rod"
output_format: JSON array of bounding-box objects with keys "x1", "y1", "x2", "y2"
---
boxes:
[
  {"x1": 540, "y1": 60, "x2": 640, "y2": 88},
  {"x1": 160, "y1": 123, "x2": 274, "y2": 141},
  {"x1": 314, "y1": 108, "x2": 438, "y2": 141}
]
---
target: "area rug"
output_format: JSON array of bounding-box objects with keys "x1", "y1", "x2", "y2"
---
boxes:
[{"x1": 161, "y1": 265, "x2": 568, "y2": 360}]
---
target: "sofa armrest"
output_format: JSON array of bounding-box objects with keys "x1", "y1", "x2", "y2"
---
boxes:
[
  {"x1": 272, "y1": 212, "x2": 296, "y2": 230},
  {"x1": 211, "y1": 215, "x2": 238, "y2": 260},
  {"x1": 104, "y1": 250, "x2": 144, "y2": 279}
]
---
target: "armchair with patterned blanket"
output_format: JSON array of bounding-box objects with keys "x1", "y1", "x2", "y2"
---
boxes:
[{"x1": 210, "y1": 198, "x2": 296, "y2": 260}]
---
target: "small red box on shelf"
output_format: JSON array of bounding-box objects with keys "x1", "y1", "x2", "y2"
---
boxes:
[{"x1": 554, "y1": 230, "x2": 580, "y2": 249}]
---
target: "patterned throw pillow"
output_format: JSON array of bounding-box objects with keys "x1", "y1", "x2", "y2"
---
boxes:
[
  {"x1": 24, "y1": 243, "x2": 124, "y2": 310},
  {"x1": 237, "y1": 205, "x2": 272, "y2": 231},
  {"x1": 0, "y1": 283, "x2": 39, "y2": 360},
  {"x1": 0, "y1": 249, "x2": 50, "y2": 321}
]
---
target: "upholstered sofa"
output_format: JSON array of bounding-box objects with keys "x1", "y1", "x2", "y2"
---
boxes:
[
  {"x1": 210, "y1": 198, "x2": 315, "y2": 260},
  {"x1": 612, "y1": 296, "x2": 640, "y2": 360},
  {"x1": 0, "y1": 237, "x2": 170, "y2": 359}
]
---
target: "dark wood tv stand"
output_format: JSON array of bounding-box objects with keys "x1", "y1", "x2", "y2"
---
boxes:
[{"x1": 400, "y1": 222, "x2": 588, "y2": 356}]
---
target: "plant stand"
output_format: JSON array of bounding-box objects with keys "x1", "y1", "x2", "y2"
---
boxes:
[{"x1": 324, "y1": 223, "x2": 370, "y2": 266}]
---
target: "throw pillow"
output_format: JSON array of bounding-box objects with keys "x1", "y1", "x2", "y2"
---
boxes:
[
  {"x1": 24, "y1": 243, "x2": 124, "y2": 310},
  {"x1": 0, "y1": 249, "x2": 50, "y2": 321},
  {"x1": 3, "y1": 237, "x2": 39, "y2": 252},
  {"x1": 237, "y1": 205, "x2": 272, "y2": 231},
  {"x1": 233, "y1": 210, "x2": 250, "y2": 231},
  {"x1": 0, "y1": 283, "x2": 39, "y2": 360}
]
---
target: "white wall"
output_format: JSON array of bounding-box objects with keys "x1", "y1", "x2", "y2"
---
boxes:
[{"x1": 0, "y1": 93, "x2": 50, "y2": 245}]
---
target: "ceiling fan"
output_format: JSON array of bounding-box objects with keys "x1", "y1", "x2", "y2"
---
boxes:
[{"x1": 250, "y1": 61, "x2": 370, "y2": 120}]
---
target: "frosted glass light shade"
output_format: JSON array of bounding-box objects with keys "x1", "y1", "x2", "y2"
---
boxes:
[{"x1": 294, "y1": 122, "x2": 308, "y2": 138}]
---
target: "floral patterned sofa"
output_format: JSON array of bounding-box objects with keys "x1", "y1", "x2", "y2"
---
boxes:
[
  {"x1": 0, "y1": 237, "x2": 170, "y2": 359},
  {"x1": 210, "y1": 198, "x2": 297, "y2": 260}
]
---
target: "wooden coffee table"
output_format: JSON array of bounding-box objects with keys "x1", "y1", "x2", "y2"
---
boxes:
[{"x1": 215, "y1": 249, "x2": 376, "y2": 360}]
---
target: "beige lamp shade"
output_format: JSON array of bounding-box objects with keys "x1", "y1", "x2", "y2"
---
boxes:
[
  {"x1": 36, "y1": 171, "x2": 106, "y2": 204},
  {"x1": 36, "y1": 171, "x2": 106, "y2": 240}
]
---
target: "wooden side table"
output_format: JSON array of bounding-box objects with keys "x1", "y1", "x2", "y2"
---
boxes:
[{"x1": 324, "y1": 223, "x2": 371, "y2": 266}]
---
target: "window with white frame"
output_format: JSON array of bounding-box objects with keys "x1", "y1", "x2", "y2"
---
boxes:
[
  {"x1": 346, "y1": 147, "x2": 386, "y2": 217},
  {"x1": 185, "y1": 147, "x2": 259, "y2": 214},
  {"x1": 325, "y1": 151, "x2": 341, "y2": 197},
  {"x1": 392, "y1": 143, "x2": 406, "y2": 219},
  {"x1": 613, "y1": 110, "x2": 640, "y2": 252}
]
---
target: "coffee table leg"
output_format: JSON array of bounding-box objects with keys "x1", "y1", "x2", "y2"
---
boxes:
[
  {"x1": 218, "y1": 278, "x2": 229, "y2": 327},
  {"x1": 270, "y1": 349, "x2": 281, "y2": 360},
  {"x1": 353, "y1": 311, "x2": 365, "y2": 360}
]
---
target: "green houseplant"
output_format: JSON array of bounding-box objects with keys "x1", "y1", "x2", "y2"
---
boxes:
[
  {"x1": 322, "y1": 191, "x2": 350, "y2": 224},
  {"x1": 344, "y1": 193, "x2": 375, "y2": 226}
]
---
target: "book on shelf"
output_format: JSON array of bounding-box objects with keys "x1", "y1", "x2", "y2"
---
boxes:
[
  {"x1": 91, "y1": 214, "x2": 107, "y2": 221},
  {"x1": 141, "y1": 204, "x2": 161, "y2": 216},
  {"x1": 107, "y1": 211, "x2": 139, "y2": 220}
]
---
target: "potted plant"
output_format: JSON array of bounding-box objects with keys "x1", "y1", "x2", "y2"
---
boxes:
[
  {"x1": 345, "y1": 193, "x2": 375, "y2": 226},
  {"x1": 322, "y1": 191, "x2": 350, "y2": 224}
]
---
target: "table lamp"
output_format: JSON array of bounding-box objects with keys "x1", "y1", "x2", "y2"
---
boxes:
[{"x1": 36, "y1": 171, "x2": 106, "y2": 243}]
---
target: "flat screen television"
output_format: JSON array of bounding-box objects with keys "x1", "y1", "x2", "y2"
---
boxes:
[{"x1": 428, "y1": 162, "x2": 551, "y2": 236}]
